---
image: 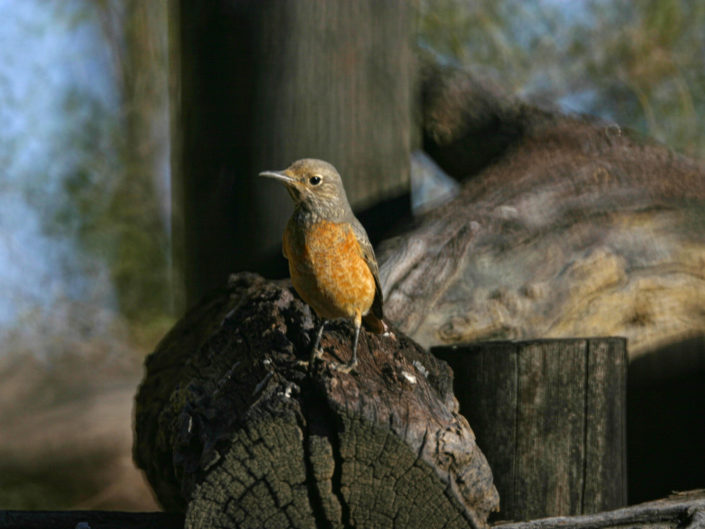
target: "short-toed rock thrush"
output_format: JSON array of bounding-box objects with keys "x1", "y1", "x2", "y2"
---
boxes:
[{"x1": 259, "y1": 158, "x2": 388, "y2": 372}]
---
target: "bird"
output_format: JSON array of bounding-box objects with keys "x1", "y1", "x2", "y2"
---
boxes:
[{"x1": 259, "y1": 158, "x2": 389, "y2": 372}]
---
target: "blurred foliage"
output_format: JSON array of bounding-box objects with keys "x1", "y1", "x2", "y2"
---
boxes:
[
  {"x1": 0, "y1": 0, "x2": 173, "y2": 361},
  {"x1": 417, "y1": 0, "x2": 705, "y2": 159}
]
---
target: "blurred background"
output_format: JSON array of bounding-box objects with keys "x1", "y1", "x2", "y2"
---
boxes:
[{"x1": 1, "y1": 0, "x2": 703, "y2": 512}]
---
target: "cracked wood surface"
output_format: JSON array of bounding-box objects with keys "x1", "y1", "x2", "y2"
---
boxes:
[{"x1": 133, "y1": 273, "x2": 498, "y2": 529}]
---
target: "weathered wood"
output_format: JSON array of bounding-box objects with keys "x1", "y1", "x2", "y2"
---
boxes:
[
  {"x1": 494, "y1": 490, "x2": 705, "y2": 529},
  {"x1": 433, "y1": 338, "x2": 627, "y2": 522},
  {"x1": 0, "y1": 510, "x2": 183, "y2": 529},
  {"x1": 134, "y1": 273, "x2": 498, "y2": 528}
]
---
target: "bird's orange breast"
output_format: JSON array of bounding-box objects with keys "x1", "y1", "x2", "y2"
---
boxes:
[{"x1": 283, "y1": 219, "x2": 376, "y2": 320}]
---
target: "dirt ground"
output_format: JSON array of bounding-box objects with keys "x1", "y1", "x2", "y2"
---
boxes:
[{"x1": 0, "y1": 353, "x2": 159, "y2": 510}]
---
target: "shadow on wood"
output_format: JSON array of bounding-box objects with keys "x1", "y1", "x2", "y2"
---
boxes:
[
  {"x1": 433, "y1": 338, "x2": 627, "y2": 522},
  {"x1": 628, "y1": 334, "x2": 705, "y2": 503},
  {"x1": 133, "y1": 273, "x2": 499, "y2": 528}
]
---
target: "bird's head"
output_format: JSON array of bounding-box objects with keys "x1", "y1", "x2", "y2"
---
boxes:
[{"x1": 259, "y1": 158, "x2": 352, "y2": 219}]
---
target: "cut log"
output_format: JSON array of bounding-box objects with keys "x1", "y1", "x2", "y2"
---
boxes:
[
  {"x1": 434, "y1": 338, "x2": 627, "y2": 522},
  {"x1": 133, "y1": 273, "x2": 499, "y2": 529}
]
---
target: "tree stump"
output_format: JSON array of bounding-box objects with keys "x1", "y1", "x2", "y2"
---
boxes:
[
  {"x1": 433, "y1": 338, "x2": 627, "y2": 522},
  {"x1": 133, "y1": 273, "x2": 499, "y2": 529}
]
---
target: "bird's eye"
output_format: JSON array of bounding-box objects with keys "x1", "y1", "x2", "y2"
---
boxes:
[{"x1": 309, "y1": 175, "x2": 322, "y2": 185}]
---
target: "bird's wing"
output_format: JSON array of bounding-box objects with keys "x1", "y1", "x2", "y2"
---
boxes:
[
  {"x1": 349, "y1": 218, "x2": 384, "y2": 321},
  {"x1": 282, "y1": 229, "x2": 290, "y2": 260}
]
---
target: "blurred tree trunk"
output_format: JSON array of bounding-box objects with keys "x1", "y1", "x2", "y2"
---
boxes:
[
  {"x1": 102, "y1": 0, "x2": 171, "y2": 323},
  {"x1": 170, "y1": 0, "x2": 413, "y2": 311}
]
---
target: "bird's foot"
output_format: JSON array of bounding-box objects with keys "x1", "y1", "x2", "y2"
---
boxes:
[
  {"x1": 310, "y1": 345, "x2": 324, "y2": 363},
  {"x1": 299, "y1": 346, "x2": 324, "y2": 371},
  {"x1": 331, "y1": 358, "x2": 358, "y2": 374}
]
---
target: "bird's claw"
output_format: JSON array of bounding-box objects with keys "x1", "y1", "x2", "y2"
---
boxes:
[
  {"x1": 302, "y1": 346, "x2": 324, "y2": 372},
  {"x1": 309, "y1": 346, "x2": 324, "y2": 363},
  {"x1": 331, "y1": 358, "x2": 358, "y2": 374}
]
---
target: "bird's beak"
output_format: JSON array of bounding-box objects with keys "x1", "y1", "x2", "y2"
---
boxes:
[{"x1": 258, "y1": 170, "x2": 296, "y2": 184}]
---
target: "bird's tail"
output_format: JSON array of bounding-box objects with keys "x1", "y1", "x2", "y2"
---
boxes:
[{"x1": 362, "y1": 313, "x2": 395, "y2": 338}]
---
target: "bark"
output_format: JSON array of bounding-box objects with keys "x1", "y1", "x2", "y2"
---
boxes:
[{"x1": 388, "y1": 63, "x2": 705, "y2": 503}]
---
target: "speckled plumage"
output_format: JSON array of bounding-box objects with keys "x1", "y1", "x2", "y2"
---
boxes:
[{"x1": 259, "y1": 158, "x2": 387, "y2": 370}]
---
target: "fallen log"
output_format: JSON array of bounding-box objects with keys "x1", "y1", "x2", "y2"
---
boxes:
[{"x1": 133, "y1": 273, "x2": 499, "y2": 529}]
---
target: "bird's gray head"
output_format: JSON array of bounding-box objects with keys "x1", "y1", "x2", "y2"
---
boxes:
[{"x1": 259, "y1": 158, "x2": 352, "y2": 220}]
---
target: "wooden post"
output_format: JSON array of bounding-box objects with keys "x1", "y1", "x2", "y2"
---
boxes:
[{"x1": 433, "y1": 338, "x2": 627, "y2": 522}]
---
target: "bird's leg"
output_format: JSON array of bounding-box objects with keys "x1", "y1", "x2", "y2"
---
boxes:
[
  {"x1": 309, "y1": 320, "x2": 326, "y2": 365},
  {"x1": 335, "y1": 312, "x2": 361, "y2": 373},
  {"x1": 298, "y1": 320, "x2": 326, "y2": 370}
]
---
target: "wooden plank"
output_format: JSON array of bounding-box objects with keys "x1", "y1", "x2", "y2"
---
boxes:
[
  {"x1": 583, "y1": 337, "x2": 628, "y2": 512},
  {"x1": 513, "y1": 339, "x2": 587, "y2": 520},
  {"x1": 1, "y1": 490, "x2": 700, "y2": 529}
]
